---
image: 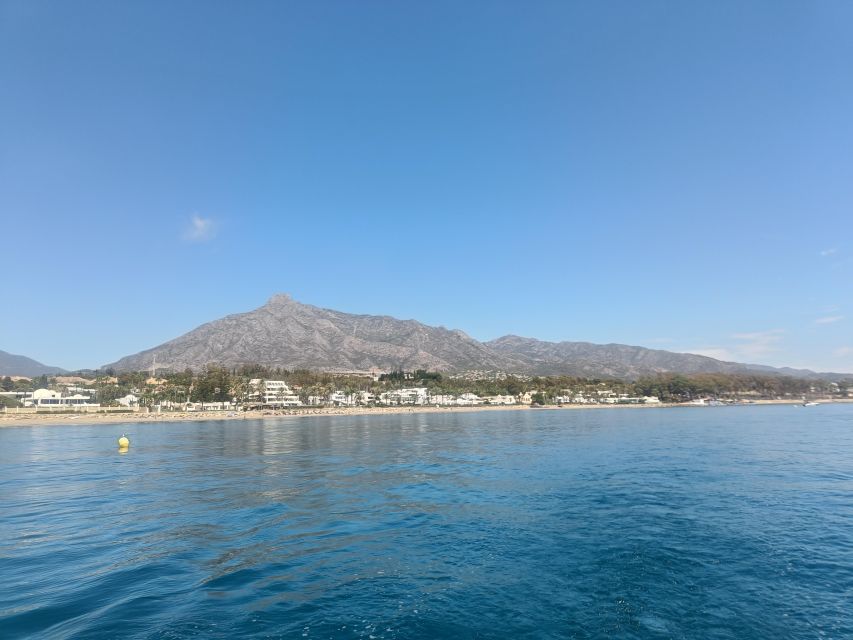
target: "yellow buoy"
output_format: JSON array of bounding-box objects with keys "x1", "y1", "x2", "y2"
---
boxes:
[{"x1": 118, "y1": 435, "x2": 130, "y2": 449}]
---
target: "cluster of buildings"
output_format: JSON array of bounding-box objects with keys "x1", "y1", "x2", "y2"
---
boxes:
[
  {"x1": 0, "y1": 377, "x2": 664, "y2": 412},
  {"x1": 0, "y1": 375, "x2": 101, "y2": 409},
  {"x1": 8, "y1": 373, "x2": 852, "y2": 413},
  {"x1": 245, "y1": 381, "x2": 524, "y2": 408},
  {"x1": 241, "y1": 381, "x2": 661, "y2": 408},
  {"x1": 553, "y1": 389, "x2": 662, "y2": 405}
]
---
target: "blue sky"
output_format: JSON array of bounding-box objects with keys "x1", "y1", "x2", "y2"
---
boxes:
[{"x1": 1, "y1": 1, "x2": 851, "y2": 373}]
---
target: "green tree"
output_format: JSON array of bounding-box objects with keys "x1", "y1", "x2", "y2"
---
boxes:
[
  {"x1": 0, "y1": 395, "x2": 21, "y2": 408},
  {"x1": 191, "y1": 366, "x2": 231, "y2": 402}
]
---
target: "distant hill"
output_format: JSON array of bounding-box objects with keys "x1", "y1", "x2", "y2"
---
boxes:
[
  {"x1": 0, "y1": 350, "x2": 66, "y2": 377},
  {"x1": 485, "y1": 335, "x2": 850, "y2": 381},
  {"x1": 104, "y1": 294, "x2": 851, "y2": 381},
  {"x1": 484, "y1": 335, "x2": 752, "y2": 378}
]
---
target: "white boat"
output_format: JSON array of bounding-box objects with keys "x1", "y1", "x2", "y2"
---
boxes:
[{"x1": 800, "y1": 395, "x2": 820, "y2": 407}]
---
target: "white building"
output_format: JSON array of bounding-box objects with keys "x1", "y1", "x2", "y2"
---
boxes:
[
  {"x1": 380, "y1": 388, "x2": 429, "y2": 406},
  {"x1": 248, "y1": 380, "x2": 302, "y2": 407},
  {"x1": 457, "y1": 393, "x2": 482, "y2": 406},
  {"x1": 484, "y1": 395, "x2": 516, "y2": 405},
  {"x1": 328, "y1": 391, "x2": 357, "y2": 406},
  {"x1": 116, "y1": 393, "x2": 139, "y2": 408},
  {"x1": 0, "y1": 391, "x2": 33, "y2": 403},
  {"x1": 28, "y1": 388, "x2": 98, "y2": 408}
]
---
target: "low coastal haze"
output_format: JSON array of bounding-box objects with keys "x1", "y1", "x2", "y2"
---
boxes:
[{"x1": 1, "y1": 1, "x2": 852, "y2": 372}]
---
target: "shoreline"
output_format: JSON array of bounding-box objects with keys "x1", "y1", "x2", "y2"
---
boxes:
[{"x1": 1, "y1": 398, "x2": 850, "y2": 429}]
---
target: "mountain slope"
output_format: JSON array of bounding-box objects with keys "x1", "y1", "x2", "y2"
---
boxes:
[
  {"x1": 485, "y1": 335, "x2": 755, "y2": 379},
  {"x1": 106, "y1": 294, "x2": 522, "y2": 373},
  {"x1": 485, "y1": 335, "x2": 850, "y2": 381},
  {"x1": 0, "y1": 350, "x2": 66, "y2": 377}
]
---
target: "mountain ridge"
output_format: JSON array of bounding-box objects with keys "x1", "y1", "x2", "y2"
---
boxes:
[
  {"x1": 103, "y1": 294, "x2": 851, "y2": 380},
  {"x1": 0, "y1": 350, "x2": 67, "y2": 377},
  {"x1": 484, "y1": 335, "x2": 847, "y2": 381}
]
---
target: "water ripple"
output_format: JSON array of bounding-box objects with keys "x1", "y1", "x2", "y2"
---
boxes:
[{"x1": 1, "y1": 405, "x2": 852, "y2": 638}]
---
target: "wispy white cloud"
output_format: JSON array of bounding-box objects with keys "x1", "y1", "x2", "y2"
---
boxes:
[
  {"x1": 835, "y1": 346, "x2": 853, "y2": 357},
  {"x1": 683, "y1": 329, "x2": 784, "y2": 363},
  {"x1": 820, "y1": 248, "x2": 837, "y2": 257},
  {"x1": 730, "y1": 330, "x2": 784, "y2": 358},
  {"x1": 815, "y1": 315, "x2": 844, "y2": 325},
  {"x1": 183, "y1": 214, "x2": 217, "y2": 243}
]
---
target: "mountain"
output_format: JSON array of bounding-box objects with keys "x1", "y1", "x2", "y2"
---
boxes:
[
  {"x1": 484, "y1": 335, "x2": 849, "y2": 381},
  {"x1": 483, "y1": 335, "x2": 753, "y2": 378},
  {"x1": 0, "y1": 350, "x2": 66, "y2": 377},
  {"x1": 104, "y1": 294, "x2": 851, "y2": 380},
  {"x1": 106, "y1": 294, "x2": 521, "y2": 374}
]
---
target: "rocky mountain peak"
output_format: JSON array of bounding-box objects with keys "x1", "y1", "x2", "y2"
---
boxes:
[{"x1": 265, "y1": 293, "x2": 295, "y2": 308}]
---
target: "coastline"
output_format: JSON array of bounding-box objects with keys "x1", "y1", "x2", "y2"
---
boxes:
[{"x1": 1, "y1": 398, "x2": 850, "y2": 428}]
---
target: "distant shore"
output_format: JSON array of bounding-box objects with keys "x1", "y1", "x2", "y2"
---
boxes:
[{"x1": 1, "y1": 398, "x2": 851, "y2": 428}]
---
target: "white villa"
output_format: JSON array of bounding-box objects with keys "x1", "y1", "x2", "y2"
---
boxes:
[
  {"x1": 116, "y1": 393, "x2": 139, "y2": 408},
  {"x1": 28, "y1": 388, "x2": 99, "y2": 408},
  {"x1": 328, "y1": 391, "x2": 357, "y2": 406},
  {"x1": 518, "y1": 391, "x2": 537, "y2": 404}
]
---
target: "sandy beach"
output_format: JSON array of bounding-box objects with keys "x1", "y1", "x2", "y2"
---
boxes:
[{"x1": 1, "y1": 398, "x2": 850, "y2": 428}]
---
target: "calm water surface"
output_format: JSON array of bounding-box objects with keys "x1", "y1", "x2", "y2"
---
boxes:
[{"x1": 1, "y1": 405, "x2": 852, "y2": 639}]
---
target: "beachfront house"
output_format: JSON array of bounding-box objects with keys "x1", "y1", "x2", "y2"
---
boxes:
[
  {"x1": 457, "y1": 393, "x2": 482, "y2": 406},
  {"x1": 187, "y1": 401, "x2": 231, "y2": 411},
  {"x1": 518, "y1": 392, "x2": 534, "y2": 404},
  {"x1": 328, "y1": 391, "x2": 357, "y2": 407},
  {"x1": 248, "y1": 380, "x2": 303, "y2": 407},
  {"x1": 380, "y1": 388, "x2": 429, "y2": 406},
  {"x1": 116, "y1": 393, "x2": 139, "y2": 408},
  {"x1": 27, "y1": 388, "x2": 99, "y2": 408}
]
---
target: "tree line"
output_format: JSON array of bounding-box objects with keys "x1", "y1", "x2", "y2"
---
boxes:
[{"x1": 3, "y1": 368, "x2": 849, "y2": 407}]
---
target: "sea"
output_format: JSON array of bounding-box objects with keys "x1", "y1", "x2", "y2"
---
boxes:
[{"x1": 1, "y1": 404, "x2": 851, "y2": 639}]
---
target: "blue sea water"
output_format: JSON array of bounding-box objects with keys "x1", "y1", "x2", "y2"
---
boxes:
[{"x1": 1, "y1": 404, "x2": 852, "y2": 639}]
